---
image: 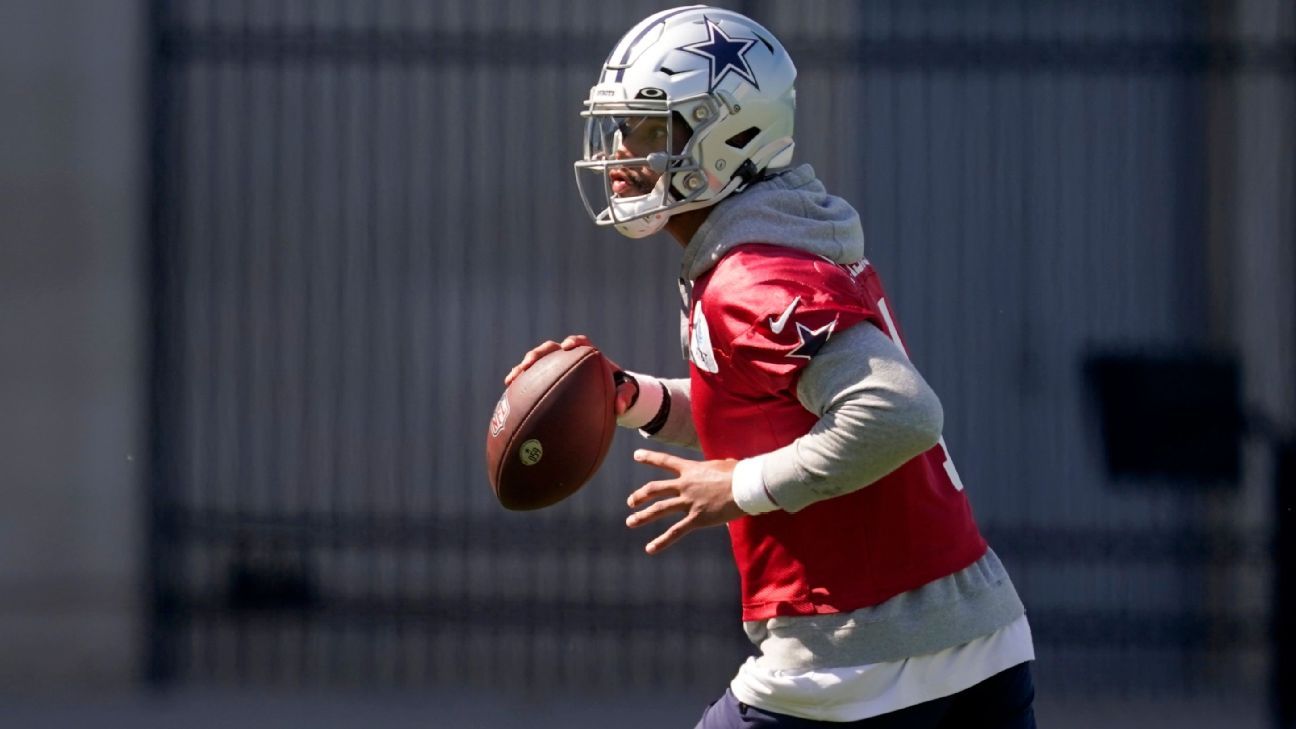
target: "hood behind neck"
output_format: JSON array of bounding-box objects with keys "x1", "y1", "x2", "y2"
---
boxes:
[{"x1": 678, "y1": 163, "x2": 865, "y2": 282}]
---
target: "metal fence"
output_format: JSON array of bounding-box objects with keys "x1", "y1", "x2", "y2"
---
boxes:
[{"x1": 146, "y1": 0, "x2": 1291, "y2": 704}]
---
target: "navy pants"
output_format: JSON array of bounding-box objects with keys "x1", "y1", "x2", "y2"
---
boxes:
[{"x1": 695, "y1": 661, "x2": 1036, "y2": 729}]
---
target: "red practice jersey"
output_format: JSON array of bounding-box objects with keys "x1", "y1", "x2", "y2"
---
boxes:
[{"x1": 687, "y1": 244, "x2": 987, "y2": 621}]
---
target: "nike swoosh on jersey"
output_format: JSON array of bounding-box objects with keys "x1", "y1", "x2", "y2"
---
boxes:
[{"x1": 769, "y1": 296, "x2": 802, "y2": 335}]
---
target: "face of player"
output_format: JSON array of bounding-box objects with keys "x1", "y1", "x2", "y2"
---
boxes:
[
  {"x1": 609, "y1": 116, "x2": 670, "y2": 196},
  {"x1": 583, "y1": 113, "x2": 691, "y2": 198}
]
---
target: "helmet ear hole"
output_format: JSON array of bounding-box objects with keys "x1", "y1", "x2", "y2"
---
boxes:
[{"x1": 725, "y1": 127, "x2": 762, "y2": 150}]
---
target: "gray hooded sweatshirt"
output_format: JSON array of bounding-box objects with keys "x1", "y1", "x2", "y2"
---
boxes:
[{"x1": 634, "y1": 164, "x2": 1026, "y2": 670}]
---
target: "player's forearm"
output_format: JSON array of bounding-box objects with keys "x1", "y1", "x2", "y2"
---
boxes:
[
  {"x1": 732, "y1": 323, "x2": 944, "y2": 514},
  {"x1": 617, "y1": 374, "x2": 699, "y2": 450}
]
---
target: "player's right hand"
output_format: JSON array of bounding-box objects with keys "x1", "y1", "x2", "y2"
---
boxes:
[{"x1": 505, "y1": 335, "x2": 638, "y2": 416}]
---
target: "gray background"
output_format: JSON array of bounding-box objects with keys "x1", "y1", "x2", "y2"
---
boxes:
[{"x1": 1, "y1": 0, "x2": 1293, "y2": 727}]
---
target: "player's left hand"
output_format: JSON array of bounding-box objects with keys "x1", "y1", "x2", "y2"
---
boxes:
[{"x1": 626, "y1": 449, "x2": 745, "y2": 555}]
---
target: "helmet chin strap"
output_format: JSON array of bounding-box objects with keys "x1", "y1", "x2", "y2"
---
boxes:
[
  {"x1": 614, "y1": 211, "x2": 670, "y2": 239},
  {"x1": 608, "y1": 173, "x2": 672, "y2": 238}
]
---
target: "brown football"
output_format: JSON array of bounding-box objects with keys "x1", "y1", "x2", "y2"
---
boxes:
[{"x1": 485, "y1": 346, "x2": 617, "y2": 510}]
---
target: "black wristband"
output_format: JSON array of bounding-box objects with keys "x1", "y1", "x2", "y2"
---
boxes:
[
  {"x1": 612, "y1": 370, "x2": 640, "y2": 410},
  {"x1": 641, "y1": 382, "x2": 672, "y2": 436}
]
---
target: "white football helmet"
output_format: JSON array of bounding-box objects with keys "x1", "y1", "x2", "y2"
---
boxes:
[{"x1": 574, "y1": 5, "x2": 797, "y2": 238}]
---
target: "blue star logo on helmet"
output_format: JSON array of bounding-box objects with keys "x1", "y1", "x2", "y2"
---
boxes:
[{"x1": 679, "y1": 17, "x2": 760, "y2": 92}]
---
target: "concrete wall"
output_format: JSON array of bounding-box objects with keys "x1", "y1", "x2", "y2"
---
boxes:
[{"x1": 0, "y1": 0, "x2": 143, "y2": 691}]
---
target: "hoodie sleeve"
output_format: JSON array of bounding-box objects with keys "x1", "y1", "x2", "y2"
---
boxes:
[
  {"x1": 616, "y1": 374, "x2": 699, "y2": 451},
  {"x1": 734, "y1": 321, "x2": 945, "y2": 514}
]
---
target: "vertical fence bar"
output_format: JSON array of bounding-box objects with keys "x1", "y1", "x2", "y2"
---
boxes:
[
  {"x1": 1276, "y1": 439, "x2": 1296, "y2": 729},
  {"x1": 145, "y1": 0, "x2": 176, "y2": 686}
]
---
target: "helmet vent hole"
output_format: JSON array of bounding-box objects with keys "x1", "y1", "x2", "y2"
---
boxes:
[
  {"x1": 659, "y1": 65, "x2": 680, "y2": 76},
  {"x1": 725, "y1": 127, "x2": 762, "y2": 150}
]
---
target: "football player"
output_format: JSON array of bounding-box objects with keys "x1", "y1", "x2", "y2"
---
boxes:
[{"x1": 506, "y1": 6, "x2": 1036, "y2": 727}]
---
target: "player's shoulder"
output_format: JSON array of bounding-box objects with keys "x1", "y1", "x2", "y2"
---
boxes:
[
  {"x1": 706, "y1": 243, "x2": 866, "y2": 298},
  {"x1": 711, "y1": 243, "x2": 838, "y2": 281}
]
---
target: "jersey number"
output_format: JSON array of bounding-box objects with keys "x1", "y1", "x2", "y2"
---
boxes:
[{"x1": 877, "y1": 298, "x2": 966, "y2": 492}]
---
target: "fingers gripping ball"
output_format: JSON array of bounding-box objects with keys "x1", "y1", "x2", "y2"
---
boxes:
[{"x1": 485, "y1": 346, "x2": 617, "y2": 510}]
